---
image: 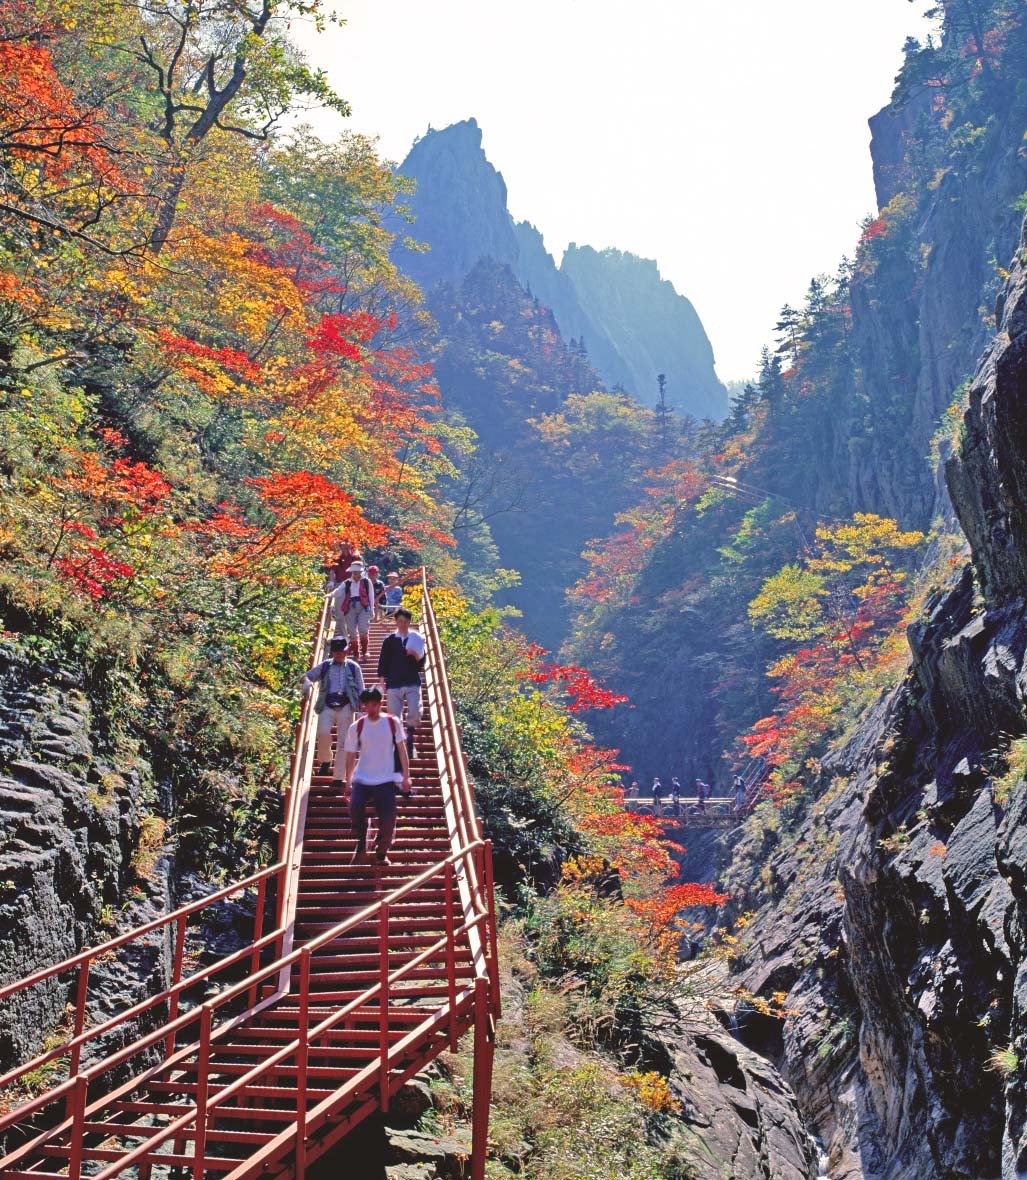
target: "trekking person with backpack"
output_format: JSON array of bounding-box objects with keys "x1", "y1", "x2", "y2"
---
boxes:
[
  {"x1": 332, "y1": 560, "x2": 374, "y2": 660},
  {"x1": 343, "y1": 687, "x2": 411, "y2": 865},
  {"x1": 733, "y1": 775, "x2": 748, "y2": 816},
  {"x1": 301, "y1": 637, "x2": 365, "y2": 787},
  {"x1": 377, "y1": 607, "x2": 425, "y2": 759}
]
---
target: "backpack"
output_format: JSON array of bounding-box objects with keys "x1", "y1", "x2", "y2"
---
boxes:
[{"x1": 356, "y1": 713, "x2": 403, "y2": 774}]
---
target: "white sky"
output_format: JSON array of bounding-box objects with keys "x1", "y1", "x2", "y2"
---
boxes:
[{"x1": 296, "y1": 1, "x2": 934, "y2": 382}]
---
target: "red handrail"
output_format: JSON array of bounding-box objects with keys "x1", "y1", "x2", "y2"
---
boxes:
[{"x1": 0, "y1": 578, "x2": 499, "y2": 1180}]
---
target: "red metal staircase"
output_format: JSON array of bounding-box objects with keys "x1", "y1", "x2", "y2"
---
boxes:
[{"x1": 0, "y1": 574, "x2": 499, "y2": 1179}]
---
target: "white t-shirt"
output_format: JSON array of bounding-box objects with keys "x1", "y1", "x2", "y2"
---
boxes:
[{"x1": 344, "y1": 714, "x2": 407, "y2": 784}]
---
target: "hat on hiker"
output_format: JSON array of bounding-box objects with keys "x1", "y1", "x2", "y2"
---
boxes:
[
  {"x1": 367, "y1": 564, "x2": 379, "y2": 575},
  {"x1": 359, "y1": 687, "x2": 383, "y2": 702},
  {"x1": 347, "y1": 561, "x2": 364, "y2": 572},
  {"x1": 386, "y1": 572, "x2": 400, "y2": 581},
  {"x1": 329, "y1": 638, "x2": 349, "y2": 652}
]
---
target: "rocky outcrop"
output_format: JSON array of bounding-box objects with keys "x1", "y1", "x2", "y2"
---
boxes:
[
  {"x1": 726, "y1": 217, "x2": 1027, "y2": 1178},
  {"x1": 655, "y1": 1014, "x2": 819, "y2": 1180},
  {"x1": 0, "y1": 639, "x2": 152, "y2": 1070},
  {"x1": 397, "y1": 119, "x2": 521, "y2": 296}
]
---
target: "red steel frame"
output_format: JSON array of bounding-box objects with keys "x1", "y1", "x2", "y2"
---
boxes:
[{"x1": 0, "y1": 572, "x2": 500, "y2": 1180}]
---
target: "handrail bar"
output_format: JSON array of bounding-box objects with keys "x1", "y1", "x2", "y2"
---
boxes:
[
  {"x1": 0, "y1": 922, "x2": 287, "y2": 1098},
  {"x1": 0, "y1": 862, "x2": 282, "y2": 1006},
  {"x1": 3, "y1": 849, "x2": 492, "y2": 1180},
  {"x1": 0, "y1": 839, "x2": 486, "y2": 1143},
  {"x1": 86, "y1": 901, "x2": 491, "y2": 1180}
]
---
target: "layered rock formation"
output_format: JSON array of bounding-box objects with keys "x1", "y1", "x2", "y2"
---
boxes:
[
  {"x1": 0, "y1": 640, "x2": 151, "y2": 1069},
  {"x1": 728, "y1": 216, "x2": 1027, "y2": 1179}
]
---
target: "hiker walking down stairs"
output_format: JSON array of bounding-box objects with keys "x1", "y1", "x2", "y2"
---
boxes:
[
  {"x1": 302, "y1": 636, "x2": 364, "y2": 787},
  {"x1": 344, "y1": 687, "x2": 412, "y2": 865},
  {"x1": 378, "y1": 605, "x2": 426, "y2": 759},
  {"x1": 333, "y1": 559, "x2": 375, "y2": 660}
]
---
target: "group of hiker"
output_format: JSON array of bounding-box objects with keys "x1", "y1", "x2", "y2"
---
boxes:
[
  {"x1": 300, "y1": 545, "x2": 421, "y2": 867},
  {"x1": 628, "y1": 773, "x2": 750, "y2": 817},
  {"x1": 324, "y1": 541, "x2": 404, "y2": 663}
]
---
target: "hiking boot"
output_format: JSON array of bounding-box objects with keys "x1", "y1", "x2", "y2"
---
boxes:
[
  {"x1": 317, "y1": 762, "x2": 331, "y2": 777},
  {"x1": 349, "y1": 846, "x2": 366, "y2": 865},
  {"x1": 332, "y1": 779, "x2": 345, "y2": 793},
  {"x1": 375, "y1": 855, "x2": 392, "y2": 867}
]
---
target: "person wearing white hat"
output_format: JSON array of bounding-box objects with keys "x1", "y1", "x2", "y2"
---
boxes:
[{"x1": 332, "y1": 559, "x2": 374, "y2": 661}]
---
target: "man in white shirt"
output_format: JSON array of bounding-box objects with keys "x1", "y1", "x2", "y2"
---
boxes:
[{"x1": 343, "y1": 688, "x2": 411, "y2": 865}]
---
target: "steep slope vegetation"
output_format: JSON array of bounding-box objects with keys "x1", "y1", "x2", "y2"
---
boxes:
[{"x1": 567, "y1": 1, "x2": 1027, "y2": 785}]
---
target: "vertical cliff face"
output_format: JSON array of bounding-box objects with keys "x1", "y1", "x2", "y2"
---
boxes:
[
  {"x1": 838, "y1": 100, "x2": 1026, "y2": 529},
  {"x1": 729, "y1": 218, "x2": 1027, "y2": 1179},
  {"x1": 397, "y1": 118, "x2": 521, "y2": 293},
  {"x1": 397, "y1": 119, "x2": 727, "y2": 420},
  {"x1": 560, "y1": 244, "x2": 726, "y2": 420}
]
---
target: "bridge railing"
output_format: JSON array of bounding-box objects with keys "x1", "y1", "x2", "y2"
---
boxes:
[
  {"x1": 0, "y1": 593, "x2": 332, "y2": 1136},
  {"x1": 0, "y1": 578, "x2": 500, "y2": 1180}
]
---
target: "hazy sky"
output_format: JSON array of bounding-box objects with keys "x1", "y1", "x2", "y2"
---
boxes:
[{"x1": 296, "y1": 1, "x2": 933, "y2": 382}]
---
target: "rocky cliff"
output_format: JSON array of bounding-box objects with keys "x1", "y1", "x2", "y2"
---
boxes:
[
  {"x1": 726, "y1": 216, "x2": 1027, "y2": 1179},
  {"x1": 0, "y1": 639, "x2": 152, "y2": 1069},
  {"x1": 397, "y1": 119, "x2": 726, "y2": 419},
  {"x1": 560, "y1": 243, "x2": 725, "y2": 420}
]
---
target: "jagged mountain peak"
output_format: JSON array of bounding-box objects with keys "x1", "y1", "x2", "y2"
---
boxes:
[{"x1": 397, "y1": 119, "x2": 726, "y2": 420}]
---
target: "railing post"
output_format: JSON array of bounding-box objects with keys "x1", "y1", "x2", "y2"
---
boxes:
[
  {"x1": 470, "y1": 976, "x2": 495, "y2": 1180},
  {"x1": 67, "y1": 958, "x2": 90, "y2": 1083},
  {"x1": 379, "y1": 903, "x2": 390, "y2": 1112},
  {"x1": 296, "y1": 947, "x2": 311, "y2": 1179},
  {"x1": 166, "y1": 912, "x2": 187, "y2": 1059},
  {"x1": 248, "y1": 876, "x2": 268, "y2": 1009},
  {"x1": 483, "y1": 842, "x2": 501, "y2": 1019},
  {"x1": 444, "y1": 862, "x2": 458, "y2": 1051},
  {"x1": 193, "y1": 1005, "x2": 212, "y2": 1180},
  {"x1": 68, "y1": 1072, "x2": 87, "y2": 1180}
]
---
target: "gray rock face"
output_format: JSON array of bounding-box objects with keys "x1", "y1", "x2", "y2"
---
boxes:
[
  {"x1": 0, "y1": 640, "x2": 150, "y2": 1071},
  {"x1": 398, "y1": 119, "x2": 521, "y2": 295},
  {"x1": 396, "y1": 119, "x2": 726, "y2": 420},
  {"x1": 659, "y1": 1016, "x2": 819, "y2": 1180},
  {"x1": 727, "y1": 219, "x2": 1027, "y2": 1178}
]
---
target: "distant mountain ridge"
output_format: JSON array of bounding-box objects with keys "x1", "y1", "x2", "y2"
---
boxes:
[{"x1": 397, "y1": 118, "x2": 727, "y2": 421}]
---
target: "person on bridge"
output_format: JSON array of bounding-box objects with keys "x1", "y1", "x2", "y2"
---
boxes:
[
  {"x1": 343, "y1": 687, "x2": 411, "y2": 865},
  {"x1": 302, "y1": 637, "x2": 365, "y2": 785},
  {"x1": 377, "y1": 607, "x2": 425, "y2": 759},
  {"x1": 694, "y1": 778, "x2": 709, "y2": 813},
  {"x1": 733, "y1": 776, "x2": 748, "y2": 816},
  {"x1": 333, "y1": 560, "x2": 374, "y2": 660}
]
